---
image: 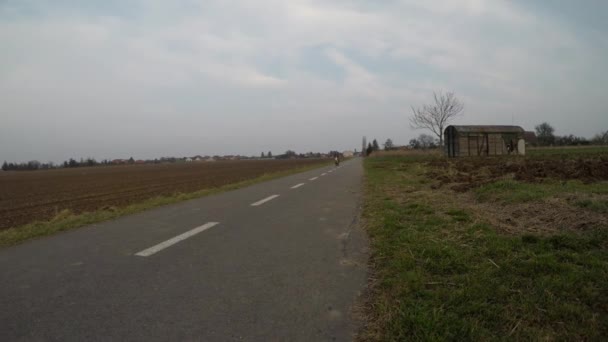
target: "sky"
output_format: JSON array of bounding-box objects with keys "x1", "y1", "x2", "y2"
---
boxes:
[{"x1": 1, "y1": 0, "x2": 607, "y2": 163}]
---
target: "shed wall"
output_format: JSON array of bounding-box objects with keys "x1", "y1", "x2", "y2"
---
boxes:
[
  {"x1": 459, "y1": 137, "x2": 468, "y2": 156},
  {"x1": 447, "y1": 131, "x2": 523, "y2": 157}
]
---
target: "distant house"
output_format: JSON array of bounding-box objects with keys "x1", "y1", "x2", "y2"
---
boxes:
[
  {"x1": 135, "y1": 160, "x2": 145, "y2": 164},
  {"x1": 111, "y1": 159, "x2": 127, "y2": 165},
  {"x1": 444, "y1": 125, "x2": 526, "y2": 157},
  {"x1": 524, "y1": 131, "x2": 538, "y2": 146},
  {"x1": 342, "y1": 150, "x2": 354, "y2": 158},
  {"x1": 185, "y1": 157, "x2": 193, "y2": 162}
]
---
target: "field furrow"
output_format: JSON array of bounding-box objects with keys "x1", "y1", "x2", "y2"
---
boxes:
[{"x1": 0, "y1": 159, "x2": 327, "y2": 229}]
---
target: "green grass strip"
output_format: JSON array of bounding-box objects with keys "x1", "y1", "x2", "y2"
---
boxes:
[{"x1": 361, "y1": 156, "x2": 608, "y2": 341}]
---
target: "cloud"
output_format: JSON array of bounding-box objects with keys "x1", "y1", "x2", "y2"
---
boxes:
[{"x1": 0, "y1": 0, "x2": 606, "y2": 162}]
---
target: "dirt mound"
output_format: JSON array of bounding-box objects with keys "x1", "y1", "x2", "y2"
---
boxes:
[{"x1": 501, "y1": 157, "x2": 608, "y2": 183}]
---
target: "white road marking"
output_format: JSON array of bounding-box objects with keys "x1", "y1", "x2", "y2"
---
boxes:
[
  {"x1": 291, "y1": 183, "x2": 305, "y2": 189},
  {"x1": 251, "y1": 194, "x2": 280, "y2": 206},
  {"x1": 309, "y1": 177, "x2": 318, "y2": 181},
  {"x1": 321, "y1": 173, "x2": 327, "y2": 176},
  {"x1": 135, "y1": 222, "x2": 219, "y2": 257}
]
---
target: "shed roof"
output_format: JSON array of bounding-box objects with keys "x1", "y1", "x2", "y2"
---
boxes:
[{"x1": 446, "y1": 125, "x2": 525, "y2": 134}]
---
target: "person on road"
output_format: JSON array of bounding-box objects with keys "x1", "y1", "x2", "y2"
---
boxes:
[{"x1": 334, "y1": 155, "x2": 340, "y2": 167}]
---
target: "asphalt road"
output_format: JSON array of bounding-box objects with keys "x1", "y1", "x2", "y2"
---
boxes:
[{"x1": 0, "y1": 158, "x2": 368, "y2": 341}]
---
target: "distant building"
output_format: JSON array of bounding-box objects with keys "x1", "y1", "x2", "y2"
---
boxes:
[
  {"x1": 342, "y1": 150, "x2": 354, "y2": 158},
  {"x1": 444, "y1": 125, "x2": 526, "y2": 157},
  {"x1": 524, "y1": 131, "x2": 538, "y2": 146}
]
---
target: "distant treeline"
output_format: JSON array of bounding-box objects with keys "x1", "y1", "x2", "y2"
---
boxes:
[
  {"x1": 2, "y1": 150, "x2": 344, "y2": 172},
  {"x1": 2, "y1": 158, "x2": 110, "y2": 171},
  {"x1": 532, "y1": 123, "x2": 607, "y2": 147}
]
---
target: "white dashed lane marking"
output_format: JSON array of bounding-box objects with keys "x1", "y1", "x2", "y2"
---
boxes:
[
  {"x1": 135, "y1": 163, "x2": 352, "y2": 257},
  {"x1": 251, "y1": 194, "x2": 280, "y2": 206},
  {"x1": 135, "y1": 222, "x2": 219, "y2": 257}
]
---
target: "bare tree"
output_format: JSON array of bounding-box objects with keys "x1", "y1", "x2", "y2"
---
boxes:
[
  {"x1": 591, "y1": 130, "x2": 608, "y2": 145},
  {"x1": 410, "y1": 91, "x2": 464, "y2": 146},
  {"x1": 535, "y1": 122, "x2": 555, "y2": 146},
  {"x1": 383, "y1": 138, "x2": 394, "y2": 151},
  {"x1": 418, "y1": 134, "x2": 438, "y2": 149}
]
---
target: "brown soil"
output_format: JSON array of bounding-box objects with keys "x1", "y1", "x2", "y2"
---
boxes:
[
  {"x1": 425, "y1": 156, "x2": 608, "y2": 235},
  {"x1": 427, "y1": 156, "x2": 608, "y2": 192},
  {"x1": 0, "y1": 159, "x2": 326, "y2": 230}
]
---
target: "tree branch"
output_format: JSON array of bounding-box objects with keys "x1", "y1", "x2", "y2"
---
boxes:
[{"x1": 409, "y1": 90, "x2": 464, "y2": 144}]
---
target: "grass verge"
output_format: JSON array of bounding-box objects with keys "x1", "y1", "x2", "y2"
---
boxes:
[
  {"x1": 528, "y1": 146, "x2": 608, "y2": 157},
  {"x1": 0, "y1": 162, "x2": 330, "y2": 248},
  {"x1": 360, "y1": 156, "x2": 608, "y2": 341}
]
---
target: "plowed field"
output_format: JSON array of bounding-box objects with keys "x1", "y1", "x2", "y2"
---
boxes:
[
  {"x1": 0, "y1": 159, "x2": 327, "y2": 230},
  {"x1": 423, "y1": 152, "x2": 608, "y2": 235},
  {"x1": 426, "y1": 155, "x2": 608, "y2": 192}
]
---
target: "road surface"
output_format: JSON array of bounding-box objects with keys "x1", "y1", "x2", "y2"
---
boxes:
[{"x1": 0, "y1": 158, "x2": 368, "y2": 341}]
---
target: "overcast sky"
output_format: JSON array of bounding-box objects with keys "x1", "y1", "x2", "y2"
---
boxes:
[{"x1": 1, "y1": 0, "x2": 607, "y2": 162}]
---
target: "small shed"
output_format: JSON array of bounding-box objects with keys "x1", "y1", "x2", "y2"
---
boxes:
[{"x1": 444, "y1": 125, "x2": 526, "y2": 157}]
